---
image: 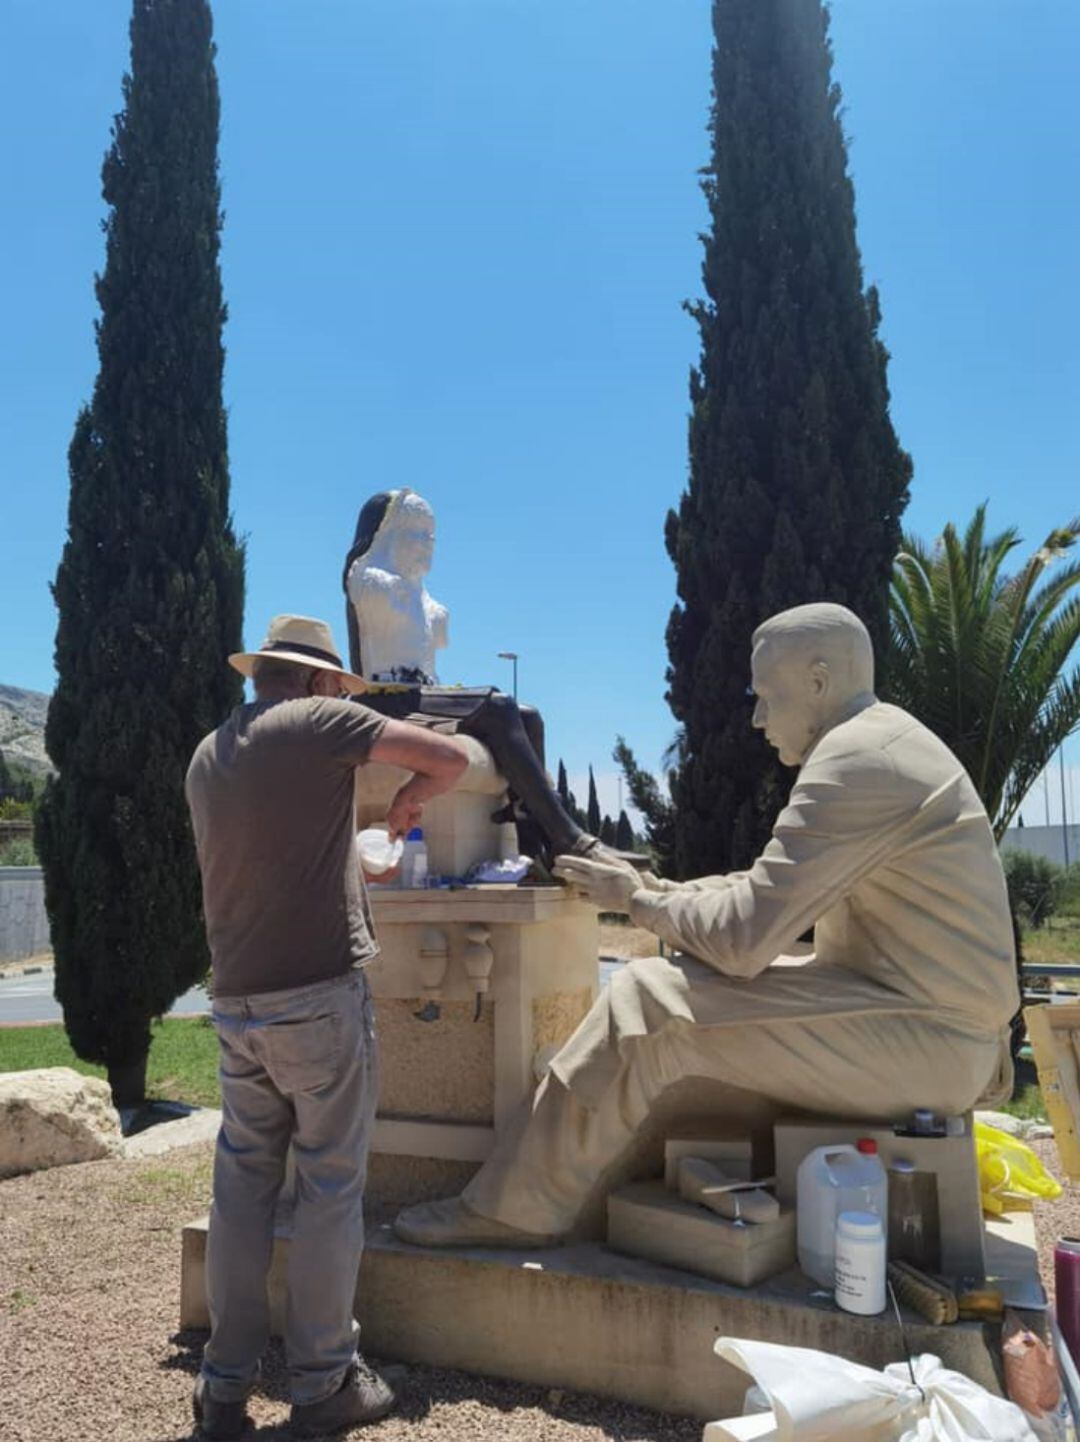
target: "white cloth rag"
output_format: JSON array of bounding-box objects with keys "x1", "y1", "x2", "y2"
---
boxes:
[{"x1": 714, "y1": 1338, "x2": 1039, "y2": 1442}]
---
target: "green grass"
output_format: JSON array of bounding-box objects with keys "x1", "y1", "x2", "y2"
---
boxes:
[
  {"x1": 120, "y1": 1155, "x2": 214, "y2": 1207},
  {"x1": 0, "y1": 1016, "x2": 221, "y2": 1108},
  {"x1": 1023, "y1": 913, "x2": 1080, "y2": 966},
  {"x1": 996, "y1": 1083, "x2": 1048, "y2": 1123}
]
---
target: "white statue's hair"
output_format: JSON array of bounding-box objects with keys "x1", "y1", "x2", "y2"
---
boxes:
[
  {"x1": 354, "y1": 489, "x2": 433, "y2": 576},
  {"x1": 753, "y1": 603, "x2": 875, "y2": 692}
]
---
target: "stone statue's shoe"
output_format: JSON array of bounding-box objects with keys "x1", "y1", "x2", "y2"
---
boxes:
[{"x1": 394, "y1": 1196, "x2": 558, "y2": 1249}]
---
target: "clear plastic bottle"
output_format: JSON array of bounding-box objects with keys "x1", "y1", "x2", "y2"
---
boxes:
[
  {"x1": 887, "y1": 1159, "x2": 941, "y2": 1271},
  {"x1": 400, "y1": 827, "x2": 428, "y2": 889}
]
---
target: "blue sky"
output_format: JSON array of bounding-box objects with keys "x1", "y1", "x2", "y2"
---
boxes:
[{"x1": 2, "y1": 0, "x2": 1078, "y2": 824}]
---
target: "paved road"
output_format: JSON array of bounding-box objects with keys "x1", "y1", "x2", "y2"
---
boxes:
[
  {"x1": 0, "y1": 958, "x2": 626, "y2": 1026},
  {"x1": 0, "y1": 967, "x2": 210, "y2": 1026}
]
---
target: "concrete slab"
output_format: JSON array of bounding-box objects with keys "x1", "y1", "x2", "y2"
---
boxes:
[
  {"x1": 180, "y1": 1216, "x2": 1008, "y2": 1420},
  {"x1": 125, "y1": 1107, "x2": 221, "y2": 1158}
]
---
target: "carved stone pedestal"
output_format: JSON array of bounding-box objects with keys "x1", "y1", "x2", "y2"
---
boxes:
[{"x1": 365, "y1": 884, "x2": 598, "y2": 1209}]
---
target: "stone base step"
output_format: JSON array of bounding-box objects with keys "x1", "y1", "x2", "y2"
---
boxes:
[{"x1": 181, "y1": 1213, "x2": 1039, "y2": 1419}]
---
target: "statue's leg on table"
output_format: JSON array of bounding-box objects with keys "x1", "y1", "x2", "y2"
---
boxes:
[
  {"x1": 394, "y1": 954, "x2": 1005, "y2": 1248},
  {"x1": 394, "y1": 1029, "x2": 682, "y2": 1247},
  {"x1": 461, "y1": 692, "x2": 584, "y2": 858}
]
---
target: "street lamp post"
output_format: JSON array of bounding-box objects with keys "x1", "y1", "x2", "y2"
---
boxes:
[{"x1": 497, "y1": 651, "x2": 519, "y2": 701}]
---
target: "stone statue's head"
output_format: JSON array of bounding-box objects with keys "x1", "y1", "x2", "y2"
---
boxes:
[
  {"x1": 342, "y1": 489, "x2": 437, "y2": 674},
  {"x1": 749, "y1": 603, "x2": 875, "y2": 766},
  {"x1": 345, "y1": 488, "x2": 435, "y2": 585}
]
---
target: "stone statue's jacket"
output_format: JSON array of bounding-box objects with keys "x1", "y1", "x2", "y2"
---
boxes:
[{"x1": 549, "y1": 701, "x2": 1017, "y2": 1113}]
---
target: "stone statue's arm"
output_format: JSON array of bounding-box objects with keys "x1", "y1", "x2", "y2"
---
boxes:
[
  {"x1": 628, "y1": 758, "x2": 911, "y2": 978},
  {"x1": 348, "y1": 564, "x2": 401, "y2": 617},
  {"x1": 640, "y1": 872, "x2": 748, "y2": 894},
  {"x1": 431, "y1": 601, "x2": 449, "y2": 653}
]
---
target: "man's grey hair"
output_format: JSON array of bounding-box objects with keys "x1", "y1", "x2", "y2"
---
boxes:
[
  {"x1": 752, "y1": 603, "x2": 875, "y2": 694},
  {"x1": 252, "y1": 656, "x2": 317, "y2": 691}
]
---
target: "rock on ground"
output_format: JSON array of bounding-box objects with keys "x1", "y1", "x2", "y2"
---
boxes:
[{"x1": 0, "y1": 1066, "x2": 122, "y2": 1180}]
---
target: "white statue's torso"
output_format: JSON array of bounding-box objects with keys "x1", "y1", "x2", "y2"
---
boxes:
[{"x1": 348, "y1": 561, "x2": 449, "y2": 684}]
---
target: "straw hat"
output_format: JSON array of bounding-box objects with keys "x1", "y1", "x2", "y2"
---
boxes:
[{"x1": 229, "y1": 615, "x2": 367, "y2": 694}]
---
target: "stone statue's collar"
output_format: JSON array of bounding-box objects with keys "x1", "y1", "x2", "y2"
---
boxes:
[{"x1": 799, "y1": 691, "x2": 877, "y2": 768}]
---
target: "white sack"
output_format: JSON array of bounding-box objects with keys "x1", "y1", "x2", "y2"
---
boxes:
[{"x1": 715, "y1": 1339, "x2": 1039, "y2": 1442}]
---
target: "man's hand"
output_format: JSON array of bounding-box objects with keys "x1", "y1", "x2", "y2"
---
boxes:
[
  {"x1": 386, "y1": 790, "x2": 424, "y2": 840},
  {"x1": 552, "y1": 854, "x2": 642, "y2": 913}
]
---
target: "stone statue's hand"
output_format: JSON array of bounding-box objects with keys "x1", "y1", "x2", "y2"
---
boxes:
[
  {"x1": 552, "y1": 854, "x2": 640, "y2": 914},
  {"x1": 636, "y1": 870, "x2": 671, "y2": 892}
]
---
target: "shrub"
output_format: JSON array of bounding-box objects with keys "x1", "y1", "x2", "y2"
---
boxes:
[
  {"x1": 1002, "y1": 850, "x2": 1061, "y2": 929},
  {"x1": 0, "y1": 839, "x2": 38, "y2": 867}
]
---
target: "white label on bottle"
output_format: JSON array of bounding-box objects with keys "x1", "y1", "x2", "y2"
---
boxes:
[{"x1": 834, "y1": 1247, "x2": 885, "y2": 1314}]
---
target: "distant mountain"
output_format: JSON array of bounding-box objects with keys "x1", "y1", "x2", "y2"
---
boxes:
[{"x1": 0, "y1": 685, "x2": 52, "y2": 776}]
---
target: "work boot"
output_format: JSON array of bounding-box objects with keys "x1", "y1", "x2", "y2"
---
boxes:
[
  {"x1": 192, "y1": 1375, "x2": 249, "y2": 1440},
  {"x1": 290, "y1": 1358, "x2": 396, "y2": 1435},
  {"x1": 394, "y1": 1195, "x2": 558, "y2": 1249}
]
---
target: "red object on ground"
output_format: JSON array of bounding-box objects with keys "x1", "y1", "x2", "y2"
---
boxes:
[{"x1": 1055, "y1": 1238, "x2": 1080, "y2": 1367}]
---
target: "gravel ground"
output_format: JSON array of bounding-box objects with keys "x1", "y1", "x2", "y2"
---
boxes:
[
  {"x1": 1027, "y1": 1136, "x2": 1079, "y2": 1305},
  {"x1": 0, "y1": 1139, "x2": 699, "y2": 1442},
  {"x1": 598, "y1": 925, "x2": 660, "y2": 961}
]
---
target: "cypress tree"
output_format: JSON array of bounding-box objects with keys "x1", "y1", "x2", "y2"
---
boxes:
[
  {"x1": 555, "y1": 758, "x2": 586, "y2": 828},
  {"x1": 586, "y1": 766, "x2": 602, "y2": 838},
  {"x1": 615, "y1": 809, "x2": 635, "y2": 852},
  {"x1": 36, "y1": 0, "x2": 243, "y2": 1105},
  {"x1": 663, "y1": 0, "x2": 911, "y2": 876},
  {"x1": 614, "y1": 735, "x2": 676, "y2": 870},
  {"x1": 599, "y1": 814, "x2": 616, "y2": 847}
]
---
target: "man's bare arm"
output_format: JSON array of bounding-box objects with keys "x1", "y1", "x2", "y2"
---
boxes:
[{"x1": 368, "y1": 720, "x2": 469, "y2": 837}]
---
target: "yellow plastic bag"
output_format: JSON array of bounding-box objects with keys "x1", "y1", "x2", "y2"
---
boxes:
[{"x1": 974, "y1": 1120, "x2": 1062, "y2": 1215}]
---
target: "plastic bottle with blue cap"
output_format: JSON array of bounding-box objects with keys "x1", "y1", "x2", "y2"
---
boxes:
[{"x1": 400, "y1": 828, "x2": 428, "y2": 889}]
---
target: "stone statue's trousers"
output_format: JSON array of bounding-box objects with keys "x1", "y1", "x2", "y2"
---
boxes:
[{"x1": 462, "y1": 953, "x2": 1009, "y2": 1237}]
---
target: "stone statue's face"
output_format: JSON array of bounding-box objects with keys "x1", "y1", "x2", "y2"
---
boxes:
[
  {"x1": 386, "y1": 496, "x2": 435, "y2": 581},
  {"x1": 750, "y1": 641, "x2": 827, "y2": 767}
]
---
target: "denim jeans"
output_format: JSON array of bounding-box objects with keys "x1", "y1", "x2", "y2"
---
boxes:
[{"x1": 201, "y1": 969, "x2": 378, "y2": 1406}]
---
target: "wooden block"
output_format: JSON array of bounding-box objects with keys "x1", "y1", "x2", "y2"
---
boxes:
[
  {"x1": 607, "y1": 1181, "x2": 795, "y2": 1288},
  {"x1": 677, "y1": 1157, "x2": 780, "y2": 1225},
  {"x1": 1025, "y1": 1003, "x2": 1080, "y2": 1181},
  {"x1": 664, "y1": 1135, "x2": 754, "y2": 1187}
]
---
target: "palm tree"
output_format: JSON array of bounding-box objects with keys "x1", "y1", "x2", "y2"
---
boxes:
[{"x1": 889, "y1": 505, "x2": 1080, "y2": 840}]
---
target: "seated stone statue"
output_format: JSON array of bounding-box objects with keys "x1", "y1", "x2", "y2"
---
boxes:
[
  {"x1": 342, "y1": 488, "x2": 619, "y2": 866},
  {"x1": 394, "y1": 602, "x2": 1020, "y2": 1247}
]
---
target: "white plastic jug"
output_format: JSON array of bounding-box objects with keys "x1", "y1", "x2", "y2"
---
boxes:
[{"x1": 796, "y1": 1141, "x2": 888, "y2": 1288}]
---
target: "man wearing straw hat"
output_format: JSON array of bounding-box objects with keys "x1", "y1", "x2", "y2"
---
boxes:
[{"x1": 185, "y1": 614, "x2": 467, "y2": 1438}]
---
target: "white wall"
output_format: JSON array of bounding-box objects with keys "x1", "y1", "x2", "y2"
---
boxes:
[
  {"x1": 0, "y1": 867, "x2": 51, "y2": 962},
  {"x1": 1001, "y1": 824, "x2": 1080, "y2": 869}
]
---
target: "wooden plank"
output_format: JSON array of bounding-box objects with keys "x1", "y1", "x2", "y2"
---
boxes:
[{"x1": 1025, "y1": 1003, "x2": 1080, "y2": 1181}]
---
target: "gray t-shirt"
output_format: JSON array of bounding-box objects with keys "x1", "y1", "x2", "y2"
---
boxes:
[{"x1": 185, "y1": 697, "x2": 387, "y2": 997}]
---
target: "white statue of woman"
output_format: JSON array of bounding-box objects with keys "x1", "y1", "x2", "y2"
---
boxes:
[
  {"x1": 344, "y1": 490, "x2": 447, "y2": 684},
  {"x1": 341, "y1": 489, "x2": 641, "y2": 871}
]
